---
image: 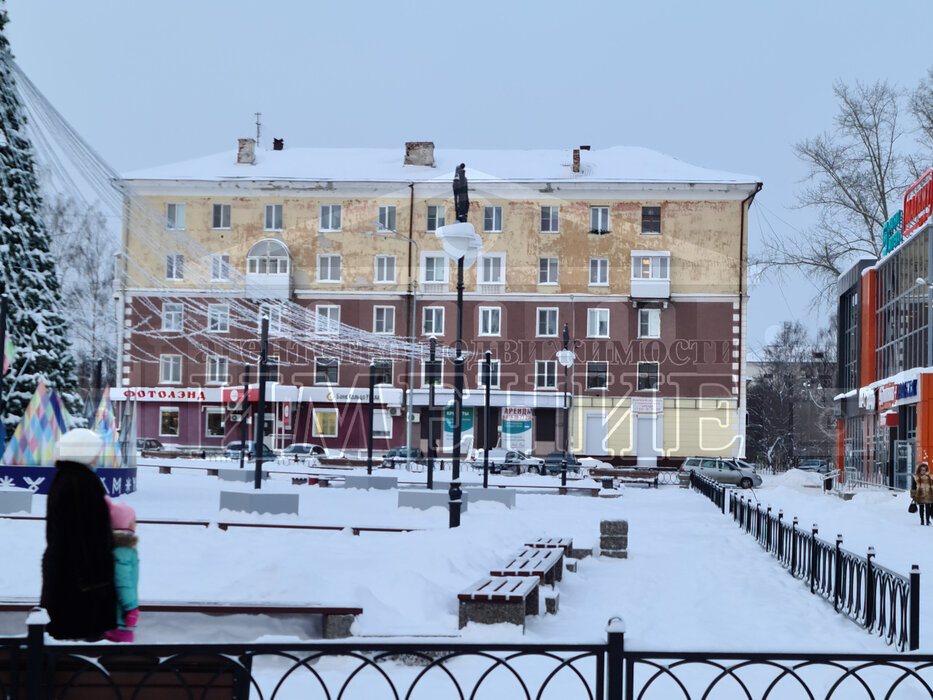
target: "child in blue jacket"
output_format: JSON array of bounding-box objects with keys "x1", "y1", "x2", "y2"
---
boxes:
[{"x1": 104, "y1": 498, "x2": 139, "y2": 642}]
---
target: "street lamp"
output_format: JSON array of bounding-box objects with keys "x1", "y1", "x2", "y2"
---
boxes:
[
  {"x1": 435, "y1": 163, "x2": 482, "y2": 528},
  {"x1": 556, "y1": 323, "x2": 576, "y2": 487}
]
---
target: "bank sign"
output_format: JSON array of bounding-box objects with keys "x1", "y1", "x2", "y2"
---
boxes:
[{"x1": 501, "y1": 407, "x2": 533, "y2": 452}]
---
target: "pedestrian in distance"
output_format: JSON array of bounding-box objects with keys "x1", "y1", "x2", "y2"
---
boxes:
[
  {"x1": 40, "y1": 429, "x2": 117, "y2": 640},
  {"x1": 104, "y1": 498, "x2": 140, "y2": 643},
  {"x1": 910, "y1": 462, "x2": 933, "y2": 526}
]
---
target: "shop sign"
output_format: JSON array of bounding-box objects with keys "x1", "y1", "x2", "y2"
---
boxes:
[
  {"x1": 283, "y1": 402, "x2": 293, "y2": 429},
  {"x1": 501, "y1": 407, "x2": 532, "y2": 452},
  {"x1": 443, "y1": 405, "x2": 475, "y2": 451},
  {"x1": 111, "y1": 387, "x2": 214, "y2": 402},
  {"x1": 878, "y1": 383, "x2": 897, "y2": 409},
  {"x1": 858, "y1": 387, "x2": 876, "y2": 410},
  {"x1": 897, "y1": 379, "x2": 918, "y2": 401},
  {"x1": 632, "y1": 397, "x2": 663, "y2": 413}
]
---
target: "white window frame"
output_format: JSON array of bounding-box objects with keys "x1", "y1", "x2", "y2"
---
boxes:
[
  {"x1": 539, "y1": 257, "x2": 558, "y2": 285},
  {"x1": 586, "y1": 361, "x2": 609, "y2": 390},
  {"x1": 477, "y1": 358, "x2": 501, "y2": 388},
  {"x1": 159, "y1": 407, "x2": 179, "y2": 437},
  {"x1": 540, "y1": 205, "x2": 559, "y2": 233},
  {"x1": 264, "y1": 203, "x2": 283, "y2": 231},
  {"x1": 315, "y1": 305, "x2": 340, "y2": 334},
  {"x1": 590, "y1": 206, "x2": 610, "y2": 234},
  {"x1": 210, "y1": 253, "x2": 230, "y2": 282},
  {"x1": 372, "y1": 358, "x2": 393, "y2": 386},
  {"x1": 212, "y1": 203, "x2": 231, "y2": 230},
  {"x1": 205, "y1": 408, "x2": 225, "y2": 438},
  {"x1": 536, "y1": 307, "x2": 558, "y2": 337},
  {"x1": 312, "y1": 408, "x2": 339, "y2": 438},
  {"x1": 320, "y1": 204, "x2": 342, "y2": 232},
  {"x1": 166, "y1": 203, "x2": 185, "y2": 231},
  {"x1": 535, "y1": 360, "x2": 557, "y2": 389},
  {"x1": 638, "y1": 361, "x2": 660, "y2": 391},
  {"x1": 632, "y1": 253, "x2": 670, "y2": 280},
  {"x1": 422, "y1": 253, "x2": 449, "y2": 284},
  {"x1": 479, "y1": 306, "x2": 502, "y2": 337},
  {"x1": 207, "y1": 355, "x2": 228, "y2": 385},
  {"x1": 161, "y1": 302, "x2": 183, "y2": 332},
  {"x1": 373, "y1": 409, "x2": 393, "y2": 439},
  {"x1": 638, "y1": 308, "x2": 661, "y2": 338},
  {"x1": 259, "y1": 304, "x2": 282, "y2": 335},
  {"x1": 314, "y1": 357, "x2": 339, "y2": 384},
  {"x1": 587, "y1": 308, "x2": 610, "y2": 338},
  {"x1": 421, "y1": 359, "x2": 444, "y2": 387},
  {"x1": 165, "y1": 254, "x2": 184, "y2": 280},
  {"x1": 483, "y1": 205, "x2": 503, "y2": 232},
  {"x1": 373, "y1": 306, "x2": 396, "y2": 334},
  {"x1": 159, "y1": 354, "x2": 182, "y2": 384},
  {"x1": 589, "y1": 258, "x2": 609, "y2": 286},
  {"x1": 207, "y1": 304, "x2": 229, "y2": 333},
  {"x1": 427, "y1": 205, "x2": 446, "y2": 232},
  {"x1": 422, "y1": 306, "x2": 445, "y2": 336},
  {"x1": 479, "y1": 253, "x2": 505, "y2": 284},
  {"x1": 375, "y1": 255, "x2": 397, "y2": 284},
  {"x1": 378, "y1": 205, "x2": 397, "y2": 232},
  {"x1": 318, "y1": 254, "x2": 342, "y2": 283}
]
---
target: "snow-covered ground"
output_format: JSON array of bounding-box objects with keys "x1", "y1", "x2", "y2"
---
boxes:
[{"x1": 0, "y1": 463, "x2": 925, "y2": 653}]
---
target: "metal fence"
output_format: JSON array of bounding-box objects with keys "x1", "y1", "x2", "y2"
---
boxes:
[
  {"x1": 6, "y1": 617, "x2": 933, "y2": 699},
  {"x1": 689, "y1": 471, "x2": 920, "y2": 651}
]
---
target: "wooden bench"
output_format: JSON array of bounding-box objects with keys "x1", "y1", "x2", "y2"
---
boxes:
[
  {"x1": 524, "y1": 536, "x2": 573, "y2": 553},
  {"x1": 458, "y1": 576, "x2": 539, "y2": 630},
  {"x1": 490, "y1": 547, "x2": 563, "y2": 586}
]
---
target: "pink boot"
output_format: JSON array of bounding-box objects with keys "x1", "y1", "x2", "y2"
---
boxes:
[{"x1": 105, "y1": 628, "x2": 134, "y2": 643}]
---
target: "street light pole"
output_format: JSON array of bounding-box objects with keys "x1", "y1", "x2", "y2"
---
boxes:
[
  {"x1": 254, "y1": 316, "x2": 269, "y2": 490},
  {"x1": 427, "y1": 336, "x2": 437, "y2": 490},
  {"x1": 557, "y1": 323, "x2": 576, "y2": 488},
  {"x1": 483, "y1": 350, "x2": 491, "y2": 489},
  {"x1": 238, "y1": 364, "x2": 249, "y2": 470},
  {"x1": 450, "y1": 255, "x2": 465, "y2": 527},
  {"x1": 367, "y1": 361, "x2": 376, "y2": 475}
]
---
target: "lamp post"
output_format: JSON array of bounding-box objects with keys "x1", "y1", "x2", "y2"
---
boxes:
[
  {"x1": 557, "y1": 323, "x2": 576, "y2": 488},
  {"x1": 367, "y1": 361, "x2": 376, "y2": 475},
  {"x1": 254, "y1": 316, "x2": 269, "y2": 490},
  {"x1": 427, "y1": 336, "x2": 438, "y2": 489},
  {"x1": 483, "y1": 350, "x2": 492, "y2": 489},
  {"x1": 435, "y1": 163, "x2": 482, "y2": 528},
  {"x1": 238, "y1": 364, "x2": 249, "y2": 470}
]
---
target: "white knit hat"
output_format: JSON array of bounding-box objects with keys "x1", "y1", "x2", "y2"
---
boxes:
[{"x1": 54, "y1": 429, "x2": 104, "y2": 467}]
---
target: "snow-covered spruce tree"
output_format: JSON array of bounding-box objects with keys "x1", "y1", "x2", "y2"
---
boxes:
[{"x1": 0, "y1": 9, "x2": 82, "y2": 434}]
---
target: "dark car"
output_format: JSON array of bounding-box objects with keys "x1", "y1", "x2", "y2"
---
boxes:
[
  {"x1": 135, "y1": 438, "x2": 163, "y2": 452},
  {"x1": 381, "y1": 446, "x2": 426, "y2": 469},
  {"x1": 225, "y1": 441, "x2": 276, "y2": 460},
  {"x1": 542, "y1": 452, "x2": 584, "y2": 476}
]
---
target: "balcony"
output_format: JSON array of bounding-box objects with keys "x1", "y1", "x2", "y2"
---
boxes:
[
  {"x1": 630, "y1": 278, "x2": 670, "y2": 299},
  {"x1": 630, "y1": 250, "x2": 670, "y2": 300}
]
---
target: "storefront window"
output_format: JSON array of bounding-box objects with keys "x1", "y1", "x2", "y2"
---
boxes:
[
  {"x1": 313, "y1": 408, "x2": 338, "y2": 438},
  {"x1": 205, "y1": 409, "x2": 225, "y2": 438},
  {"x1": 160, "y1": 408, "x2": 179, "y2": 437}
]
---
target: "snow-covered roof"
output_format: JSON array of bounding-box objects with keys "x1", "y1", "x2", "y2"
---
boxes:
[{"x1": 123, "y1": 145, "x2": 761, "y2": 186}]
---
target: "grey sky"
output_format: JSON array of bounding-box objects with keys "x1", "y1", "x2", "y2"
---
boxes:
[{"x1": 6, "y1": 0, "x2": 932, "y2": 353}]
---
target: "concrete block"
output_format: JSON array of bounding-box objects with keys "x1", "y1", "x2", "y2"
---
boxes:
[
  {"x1": 463, "y1": 486, "x2": 515, "y2": 508},
  {"x1": 219, "y1": 490, "x2": 299, "y2": 515},
  {"x1": 545, "y1": 591, "x2": 560, "y2": 614},
  {"x1": 602, "y1": 550, "x2": 629, "y2": 559},
  {"x1": 459, "y1": 600, "x2": 524, "y2": 629},
  {"x1": 567, "y1": 547, "x2": 593, "y2": 560},
  {"x1": 217, "y1": 468, "x2": 269, "y2": 482},
  {"x1": 0, "y1": 488, "x2": 32, "y2": 514},
  {"x1": 566, "y1": 560, "x2": 578, "y2": 573},
  {"x1": 322, "y1": 613, "x2": 356, "y2": 639},
  {"x1": 600, "y1": 534, "x2": 628, "y2": 551},
  {"x1": 600, "y1": 520, "x2": 628, "y2": 536},
  {"x1": 343, "y1": 474, "x2": 398, "y2": 490},
  {"x1": 399, "y1": 489, "x2": 469, "y2": 512}
]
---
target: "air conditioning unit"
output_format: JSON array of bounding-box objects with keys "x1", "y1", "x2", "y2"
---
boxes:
[
  {"x1": 408, "y1": 411, "x2": 420, "y2": 423},
  {"x1": 226, "y1": 401, "x2": 241, "y2": 412},
  {"x1": 229, "y1": 413, "x2": 242, "y2": 422},
  {"x1": 388, "y1": 406, "x2": 402, "y2": 417}
]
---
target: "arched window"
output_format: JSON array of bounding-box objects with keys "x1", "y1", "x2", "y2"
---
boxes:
[{"x1": 247, "y1": 239, "x2": 290, "y2": 275}]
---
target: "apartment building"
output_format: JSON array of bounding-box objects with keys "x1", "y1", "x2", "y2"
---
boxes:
[{"x1": 114, "y1": 140, "x2": 761, "y2": 466}]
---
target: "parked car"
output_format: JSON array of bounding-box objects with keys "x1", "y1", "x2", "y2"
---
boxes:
[
  {"x1": 381, "y1": 446, "x2": 426, "y2": 469},
  {"x1": 281, "y1": 443, "x2": 327, "y2": 458},
  {"x1": 679, "y1": 457, "x2": 762, "y2": 489},
  {"x1": 470, "y1": 448, "x2": 543, "y2": 474},
  {"x1": 136, "y1": 438, "x2": 163, "y2": 453},
  {"x1": 225, "y1": 441, "x2": 276, "y2": 461},
  {"x1": 542, "y1": 452, "x2": 584, "y2": 476},
  {"x1": 797, "y1": 458, "x2": 832, "y2": 474}
]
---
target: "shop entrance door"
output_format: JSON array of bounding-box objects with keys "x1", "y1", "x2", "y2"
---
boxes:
[{"x1": 894, "y1": 440, "x2": 915, "y2": 491}]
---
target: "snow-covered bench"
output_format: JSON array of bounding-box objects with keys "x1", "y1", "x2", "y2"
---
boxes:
[
  {"x1": 458, "y1": 576, "x2": 539, "y2": 631},
  {"x1": 490, "y1": 547, "x2": 563, "y2": 585}
]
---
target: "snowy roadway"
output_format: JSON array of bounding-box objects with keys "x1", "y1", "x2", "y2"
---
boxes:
[{"x1": 0, "y1": 465, "x2": 921, "y2": 653}]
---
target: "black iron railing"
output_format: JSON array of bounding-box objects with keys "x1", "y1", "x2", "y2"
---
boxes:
[
  {"x1": 689, "y1": 471, "x2": 920, "y2": 651},
  {"x1": 4, "y1": 617, "x2": 933, "y2": 699}
]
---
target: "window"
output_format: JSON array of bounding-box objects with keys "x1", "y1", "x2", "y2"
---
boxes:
[
  {"x1": 427, "y1": 205, "x2": 446, "y2": 232},
  {"x1": 422, "y1": 359, "x2": 443, "y2": 387},
  {"x1": 372, "y1": 359, "x2": 393, "y2": 385},
  {"x1": 320, "y1": 204, "x2": 342, "y2": 232},
  {"x1": 477, "y1": 358, "x2": 501, "y2": 388},
  {"x1": 374, "y1": 306, "x2": 396, "y2": 334},
  {"x1": 207, "y1": 304, "x2": 229, "y2": 333},
  {"x1": 586, "y1": 361, "x2": 608, "y2": 390},
  {"x1": 159, "y1": 354, "x2": 181, "y2": 384},
  {"x1": 247, "y1": 239, "x2": 290, "y2": 274},
  {"x1": 159, "y1": 408, "x2": 179, "y2": 437},
  {"x1": 479, "y1": 254, "x2": 505, "y2": 284},
  {"x1": 318, "y1": 254, "x2": 342, "y2": 282},
  {"x1": 315, "y1": 357, "x2": 339, "y2": 384},
  {"x1": 479, "y1": 307, "x2": 501, "y2": 336},
  {"x1": 423, "y1": 306, "x2": 444, "y2": 335},
  {"x1": 535, "y1": 360, "x2": 557, "y2": 389},
  {"x1": 537, "y1": 308, "x2": 558, "y2": 337},
  {"x1": 312, "y1": 408, "x2": 338, "y2": 437},
  {"x1": 205, "y1": 408, "x2": 225, "y2": 438},
  {"x1": 210, "y1": 254, "x2": 230, "y2": 281},
  {"x1": 378, "y1": 205, "x2": 396, "y2": 232},
  {"x1": 212, "y1": 203, "x2": 231, "y2": 230},
  {"x1": 264, "y1": 354, "x2": 280, "y2": 383},
  {"x1": 315, "y1": 305, "x2": 340, "y2": 334},
  {"x1": 590, "y1": 206, "x2": 610, "y2": 234},
  {"x1": 423, "y1": 254, "x2": 448, "y2": 283},
  {"x1": 264, "y1": 204, "x2": 283, "y2": 231},
  {"x1": 161, "y1": 302, "x2": 183, "y2": 332},
  {"x1": 588, "y1": 308, "x2": 610, "y2": 338},
  {"x1": 165, "y1": 254, "x2": 184, "y2": 280},
  {"x1": 539, "y1": 257, "x2": 558, "y2": 285},
  {"x1": 166, "y1": 203, "x2": 185, "y2": 230},
  {"x1": 642, "y1": 206, "x2": 661, "y2": 234},
  {"x1": 541, "y1": 206, "x2": 559, "y2": 233},
  {"x1": 589, "y1": 258, "x2": 609, "y2": 286},
  {"x1": 258, "y1": 304, "x2": 282, "y2": 335},
  {"x1": 484, "y1": 206, "x2": 503, "y2": 232},
  {"x1": 638, "y1": 361, "x2": 659, "y2": 391},
  {"x1": 372, "y1": 409, "x2": 393, "y2": 439},
  {"x1": 375, "y1": 255, "x2": 396, "y2": 283},
  {"x1": 207, "y1": 356, "x2": 228, "y2": 384},
  {"x1": 638, "y1": 308, "x2": 660, "y2": 338},
  {"x1": 633, "y1": 254, "x2": 670, "y2": 279}
]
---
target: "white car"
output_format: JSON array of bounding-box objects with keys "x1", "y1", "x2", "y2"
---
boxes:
[{"x1": 469, "y1": 448, "x2": 543, "y2": 474}]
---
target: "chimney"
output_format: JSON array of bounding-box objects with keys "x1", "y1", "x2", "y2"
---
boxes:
[
  {"x1": 404, "y1": 141, "x2": 435, "y2": 167},
  {"x1": 237, "y1": 138, "x2": 256, "y2": 165},
  {"x1": 572, "y1": 149, "x2": 580, "y2": 173},
  {"x1": 273, "y1": 138, "x2": 284, "y2": 151}
]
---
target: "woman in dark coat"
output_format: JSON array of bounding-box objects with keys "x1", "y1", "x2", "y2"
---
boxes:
[{"x1": 40, "y1": 429, "x2": 117, "y2": 640}]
